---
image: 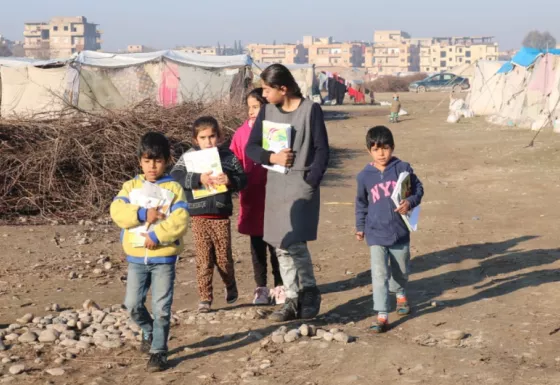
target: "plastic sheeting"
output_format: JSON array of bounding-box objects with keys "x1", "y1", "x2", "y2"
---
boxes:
[
  {"x1": 252, "y1": 63, "x2": 316, "y2": 98},
  {"x1": 0, "y1": 66, "x2": 69, "y2": 117}
]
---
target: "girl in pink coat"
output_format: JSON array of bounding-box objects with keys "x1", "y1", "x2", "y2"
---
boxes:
[{"x1": 230, "y1": 88, "x2": 285, "y2": 305}]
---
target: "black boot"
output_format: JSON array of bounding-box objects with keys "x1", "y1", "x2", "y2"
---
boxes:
[
  {"x1": 299, "y1": 286, "x2": 322, "y2": 319},
  {"x1": 269, "y1": 297, "x2": 299, "y2": 322},
  {"x1": 146, "y1": 352, "x2": 168, "y2": 372}
]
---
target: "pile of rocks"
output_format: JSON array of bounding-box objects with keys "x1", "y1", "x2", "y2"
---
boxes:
[{"x1": 270, "y1": 325, "x2": 353, "y2": 344}]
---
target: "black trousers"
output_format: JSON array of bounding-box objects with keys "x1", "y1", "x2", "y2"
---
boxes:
[{"x1": 250, "y1": 236, "x2": 283, "y2": 287}]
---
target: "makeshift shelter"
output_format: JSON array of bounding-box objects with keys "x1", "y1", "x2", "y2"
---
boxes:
[
  {"x1": 466, "y1": 48, "x2": 560, "y2": 129},
  {"x1": 0, "y1": 50, "x2": 253, "y2": 118},
  {"x1": 252, "y1": 63, "x2": 318, "y2": 99}
]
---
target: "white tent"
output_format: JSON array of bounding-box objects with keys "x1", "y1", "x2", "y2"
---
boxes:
[{"x1": 252, "y1": 63, "x2": 317, "y2": 98}]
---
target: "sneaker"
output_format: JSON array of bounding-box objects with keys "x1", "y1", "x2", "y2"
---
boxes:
[
  {"x1": 198, "y1": 301, "x2": 211, "y2": 313},
  {"x1": 139, "y1": 331, "x2": 152, "y2": 354},
  {"x1": 396, "y1": 296, "x2": 410, "y2": 316},
  {"x1": 370, "y1": 317, "x2": 388, "y2": 333},
  {"x1": 274, "y1": 286, "x2": 286, "y2": 305},
  {"x1": 253, "y1": 287, "x2": 270, "y2": 306},
  {"x1": 226, "y1": 285, "x2": 239, "y2": 304},
  {"x1": 299, "y1": 286, "x2": 321, "y2": 319},
  {"x1": 146, "y1": 353, "x2": 167, "y2": 372},
  {"x1": 269, "y1": 298, "x2": 299, "y2": 322}
]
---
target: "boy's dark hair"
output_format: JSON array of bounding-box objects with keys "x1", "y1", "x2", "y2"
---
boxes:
[
  {"x1": 192, "y1": 116, "x2": 221, "y2": 139},
  {"x1": 260, "y1": 64, "x2": 303, "y2": 98},
  {"x1": 246, "y1": 87, "x2": 268, "y2": 105},
  {"x1": 366, "y1": 126, "x2": 395, "y2": 150},
  {"x1": 137, "y1": 132, "x2": 171, "y2": 160}
]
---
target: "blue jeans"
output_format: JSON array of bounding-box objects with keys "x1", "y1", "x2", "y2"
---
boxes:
[
  {"x1": 124, "y1": 262, "x2": 176, "y2": 354},
  {"x1": 370, "y1": 243, "x2": 410, "y2": 313}
]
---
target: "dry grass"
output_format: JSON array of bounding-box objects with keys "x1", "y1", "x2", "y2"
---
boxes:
[
  {"x1": 0, "y1": 101, "x2": 245, "y2": 221},
  {"x1": 367, "y1": 73, "x2": 427, "y2": 93}
]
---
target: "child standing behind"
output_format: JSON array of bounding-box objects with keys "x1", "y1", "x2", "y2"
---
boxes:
[
  {"x1": 111, "y1": 132, "x2": 189, "y2": 372},
  {"x1": 390, "y1": 94, "x2": 401, "y2": 123},
  {"x1": 171, "y1": 117, "x2": 247, "y2": 313},
  {"x1": 355, "y1": 126, "x2": 424, "y2": 333},
  {"x1": 230, "y1": 88, "x2": 285, "y2": 306}
]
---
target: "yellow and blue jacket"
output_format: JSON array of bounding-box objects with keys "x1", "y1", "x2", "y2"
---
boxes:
[{"x1": 110, "y1": 174, "x2": 189, "y2": 264}]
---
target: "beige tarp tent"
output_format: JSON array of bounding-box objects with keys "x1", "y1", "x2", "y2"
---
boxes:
[{"x1": 252, "y1": 63, "x2": 317, "y2": 98}]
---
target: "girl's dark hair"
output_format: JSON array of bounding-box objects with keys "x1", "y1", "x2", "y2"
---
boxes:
[
  {"x1": 245, "y1": 87, "x2": 268, "y2": 105},
  {"x1": 260, "y1": 64, "x2": 303, "y2": 98},
  {"x1": 192, "y1": 116, "x2": 221, "y2": 139},
  {"x1": 366, "y1": 126, "x2": 395, "y2": 150},
  {"x1": 137, "y1": 132, "x2": 171, "y2": 161}
]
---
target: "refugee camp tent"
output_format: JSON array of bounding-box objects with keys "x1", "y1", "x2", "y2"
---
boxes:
[
  {"x1": 0, "y1": 50, "x2": 253, "y2": 118},
  {"x1": 466, "y1": 48, "x2": 560, "y2": 129},
  {"x1": 252, "y1": 63, "x2": 318, "y2": 98}
]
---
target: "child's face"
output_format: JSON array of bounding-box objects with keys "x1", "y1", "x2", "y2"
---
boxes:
[
  {"x1": 139, "y1": 155, "x2": 167, "y2": 182},
  {"x1": 194, "y1": 127, "x2": 218, "y2": 149},
  {"x1": 262, "y1": 83, "x2": 286, "y2": 105},
  {"x1": 247, "y1": 96, "x2": 262, "y2": 122},
  {"x1": 369, "y1": 144, "x2": 394, "y2": 168}
]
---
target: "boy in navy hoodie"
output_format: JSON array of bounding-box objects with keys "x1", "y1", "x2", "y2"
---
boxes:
[{"x1": 355, "y1": 126, "x2": 424, "y2": 333}]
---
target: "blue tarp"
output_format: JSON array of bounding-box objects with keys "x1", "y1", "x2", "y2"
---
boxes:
[{"x1": 498, "y1": 47, "x2": 560, "y2": 73}]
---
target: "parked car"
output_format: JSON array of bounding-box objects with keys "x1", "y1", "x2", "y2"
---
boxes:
[{"x1": 409, "y1": 73, "x2": 470, "y2": 93}]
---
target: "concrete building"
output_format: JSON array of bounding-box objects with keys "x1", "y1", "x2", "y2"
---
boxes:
[
  {"x1": 246, "y1": 43, "x2": 306, "y2": 64},
  {"x1": 301, "y1": 36, "x2": 362, "y2": 67},
  {"x1": 178, "y1": 46, "x2": 218, "y2": 56},
  {"x1": 24, "y1": 16, "x2": 101, "y2": 59},
  {"x1": 419, "y1": 36, "x2": 499, "y2": 73},
  {"x1": 127, "y1": 45, "x2": 146, "y2": 53},
  {"x1": 364, "y1": 30, "x2": 418, "y2": 75}
]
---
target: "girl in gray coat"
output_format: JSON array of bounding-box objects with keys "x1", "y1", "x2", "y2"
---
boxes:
[{"x1": 246, "y1": 64, "x2": 330, "y2": 322}]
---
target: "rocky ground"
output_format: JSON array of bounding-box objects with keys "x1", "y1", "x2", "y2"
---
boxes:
[{"x1": 1, "y1": 92, "x2": 560, "y2": 384}]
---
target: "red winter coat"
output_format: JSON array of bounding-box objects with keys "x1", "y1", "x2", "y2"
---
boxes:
[{"x1": 230, "y1": 120, "x2": 267, "y2": 236}]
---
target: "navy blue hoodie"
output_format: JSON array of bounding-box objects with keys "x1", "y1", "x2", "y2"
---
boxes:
[{"x1": 355, "y1": 157, "x2": 424, "y2": 247}]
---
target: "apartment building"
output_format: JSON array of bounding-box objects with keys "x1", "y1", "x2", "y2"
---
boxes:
[
  {"x1": 178, "y1": 46, "x2": 218, "y2": 56},
  {"x1": 364, "y1": 30, "x2": 418, "y2": 75},
  {"x1": 246, "y1": 43, "x2": 306, "y2": 64},
  {"x1": 127, "y1": 45, "x2": 146, "y2": 53},
  {"x1": 301, "y1": 36, "x2": 363, "y2": 67},
  {"x1": 419, "y1": 36, "x2": 499, "y2": 73},
  {"x1": 24, "y1": 16, "x2": 101, "y2": 59}
]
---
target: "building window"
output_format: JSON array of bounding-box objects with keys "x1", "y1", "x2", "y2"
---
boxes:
[
  {"x1": 465, "y1": 60, "x2": 471, "y2": 64},
  {"x1": 433, "y1": 58, "x2": 436, "y2": 62},
  {"x1": 53, "y1": 26, "x2": 58, "y2": 31},
  {"x1": 440, "y1": 61, "x2": 446, "y2": 67},
  {"x1": 64, "y1": 26, "x2": 69, "y2": 31},
  {"x1": 72, "y1": 27, "x2": 77, "y2": 32},
  {"x1": 426, "y1": 67, "x2": 430, "y2": 71},
  {"x1": 440, "y1": 51, "x2": 446, "y2": 58},
  {"x1": 466, "y1": 51, "x2": 471, "y2": 57},
  {"x1": 449, "y1": 48, "x2": 452, "y2": 52},
  {"x1": 459, "y1": 57, "x2": 463, "y2": 62},
  {"x1": 458, "y1": 48, "x2": 463, "y2": 53}
]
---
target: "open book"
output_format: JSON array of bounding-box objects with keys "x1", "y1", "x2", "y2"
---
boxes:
[
  {"x1": 262, "y1": 120, "x2": 293, "y2": 174},
  {"x1": 128, "y1": 181, "x2": 175, "y2": 248},
  {"x1": 182, "y1": 147, "x2": 227, "y2": 199},
  {"x1": 391, "y1": 171, "x2": 421, "y2": 231}
]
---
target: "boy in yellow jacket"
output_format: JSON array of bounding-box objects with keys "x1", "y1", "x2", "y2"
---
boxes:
[{"x1": 110, "y1": 132, "x2": 188, "y2": 372}]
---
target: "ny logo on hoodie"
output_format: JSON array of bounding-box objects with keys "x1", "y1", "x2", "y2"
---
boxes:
[{"x1": 371, "y1": 181, "x2": 397, "y2": 203}]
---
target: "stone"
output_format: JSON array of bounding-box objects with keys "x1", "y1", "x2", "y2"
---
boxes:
[
  {"x1": 16, "y1": 314, "x2": 34, "y2": 324},
  {"x1": 67, "y1": 319, "x2": 77, "y2": 328},
  {"x1": 101, "y1": 315, "x2": 116, "y2": 326},
  {"x1": 8, "y1": 365, "x2": 25, "y2": 375},
  {"x1": 65, "y1": 352, "x2": 76, "y2": 359},
  {"x1": 271, "y1": 334, "x2": 285, "y2": 344},
  {"x1": 54, "y1": 357, "x2": 65, "y2": 365},
  {"x1": 323, "y1": 332, "x2": 334, "y2": 342},
  {"x1": 4, "y1": 334, "x2": 19, "y2": 342},
  {"x1": 60, "y1": 339, "x2": 77, "y2": 347},
  {"x1": 7, "y1": 324, "x2": 21, "y2": 332},
  {"x1": 46, "y1": 368, "x2": 65, "y2": 376},
  {"x1": 299, "y1": 324, "x2": 310, "y2": 337},
  {"x1": 38, "y1": 330, "x2": 59, "y2": 343},
  {"x1": 68, "y1": 272, "x2": 78, "y2": 280},
  {"x1": 79, "y1": 336, "x2": 94, "y2": 344},
  {"x1": 2, "y1": 357, "x2": 12, "y2": 364},
  {"x1": 316, "y1": 329, "x2": 326, "y2": 338},
  {"x1": 63, "y1": 331, "x2": 77, "y2": 340},
  {"x1": 0, "y1": 340, "x2": 6, "y2": 351},
  {"x1": 18, "y1": 332, "x2": 38, "y2": 343},
  {"x1": 241, "y1": 371, "x2": 256, "y2": 379},
  {"x1": 32, "y1": 317, "x2": 42, "y2": 324},
  {"x1": 67, "y1": 348, "x2": 81, "y2": 355},
  {"x1": 329, "y1": 328, "x2": 340, "y2": 334},
  {"x1": 83, "y1": 300, "x2": 100, "y2": 312},
  {"x1": 34, "y1": 358, "x2": 43, "y2": 364},
  {"x1": 52, "y1": 324, "x2": 68, "y2": 333},
  {"x1": 104, "y1": 262, "x2": 113, "y2": 270},
  {"x1": 76, "y1": 321, "x2": 84, "y2": 331},
  {"x1": 51, "y1": 304, "x2": 60, "y2": 312},
  {"x1": 93, "y1": 268, "x2": 103, "y2": 275},
  {"x1": 444, "y1": 330, "x2": 467, "y2": 341},
  {"x1": 274, "y1": 326, "x2": 288, "y2": 335},
  {"x1": 284, "y1": 330, "x2": 300, "y2": 343},
  {"x1": 334, "y1": 332, "x2": 351, "y2": 344},
  {"x1": 260, "y1": 363, "x2": 272, "y2": 370},
  {"x1": 76, "y1": 341, "x2": 91, "y2": 350},
  {"x1": 441, "y1": 339, "x2": 461, "y2": 348},
  {"x1": 101, "y1": 340, "x2": 122, "y2": 349}
]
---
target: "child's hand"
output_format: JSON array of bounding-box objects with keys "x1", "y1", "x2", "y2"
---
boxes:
[
  {"x1": 271, "y1": 149, "x2": 294, "y2": 167},
  {"x1": 200, "y1": 171, "x2": 214, "y2": 189},
  {"x1": 141, "y1": 233, "x2": 158, "y2": 250},
  {"x1": 356, "y1": 231, "x2": 364, "y2": 241},
  {"x1": 395, "y1": 200, "x2": 411, "y2": 215},
  {"x1": 211, "y1": 173, "x2": 229, "y2": 186},
  {"x1": 146, "y1": 207, "x2": 165, "y2": 224}
]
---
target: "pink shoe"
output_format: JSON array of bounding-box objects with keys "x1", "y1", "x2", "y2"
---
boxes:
[
  {"x1": 274, "y1": 286, "x2": 286, "y2": 305},
  {"x1": 253, "y1": 287, "x2": 270, "y2": 306}
]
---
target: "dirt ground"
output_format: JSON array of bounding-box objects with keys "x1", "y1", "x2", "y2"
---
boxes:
[{"x1": 2, "y1": 91, "x2": 560, "y2": 385}]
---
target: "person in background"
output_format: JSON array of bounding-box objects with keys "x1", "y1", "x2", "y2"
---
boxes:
[{"x1": 390, "y1": 93, "x2": 401, "y2": 123}]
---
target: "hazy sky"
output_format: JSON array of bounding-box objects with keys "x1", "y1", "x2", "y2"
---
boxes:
[{"x1": 2, "y1": 0, "x2": 559, "y2": 51}]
